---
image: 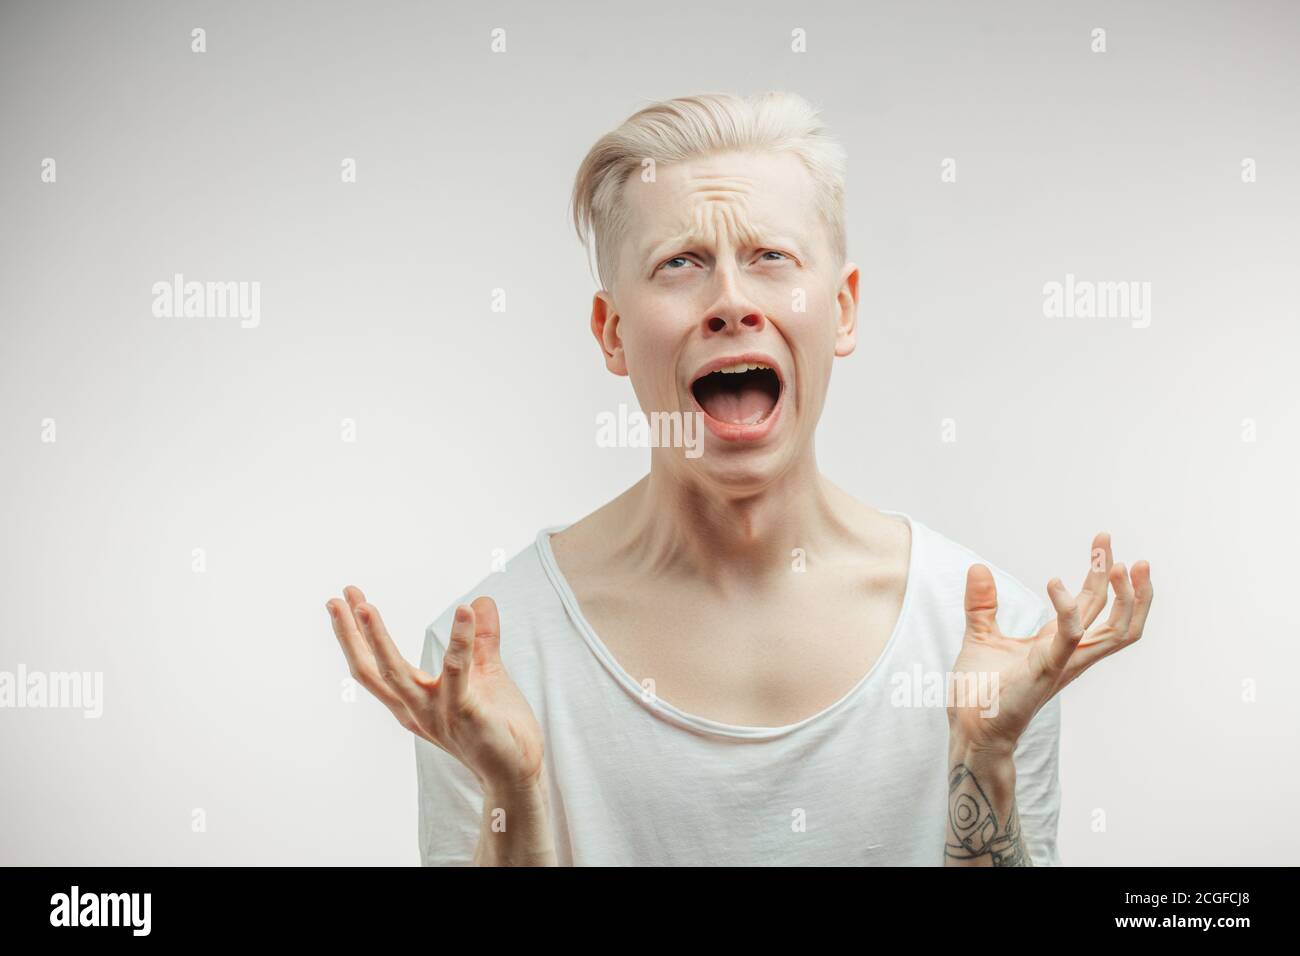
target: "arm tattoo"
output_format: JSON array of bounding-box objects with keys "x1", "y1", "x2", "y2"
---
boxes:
[{"x1": 945, "y1": 763, "x2": 1032, "y2": 866}]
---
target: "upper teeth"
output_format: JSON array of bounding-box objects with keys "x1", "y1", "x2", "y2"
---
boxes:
[{"x1": 716, "y1": 362, "x2": 772, "y2": 374}]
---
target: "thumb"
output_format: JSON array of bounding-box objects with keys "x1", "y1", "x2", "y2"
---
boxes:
[
  {"x1": 469, "y1": 595, "x2": 503, "y2": 667},
  {"x1": 964, "y1": 564, "x2": 1000, "y2": 637}
]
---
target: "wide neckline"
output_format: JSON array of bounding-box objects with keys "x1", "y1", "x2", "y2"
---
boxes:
[{"x1": 534, "y1": 509, "x2": 920, "y2": 741}]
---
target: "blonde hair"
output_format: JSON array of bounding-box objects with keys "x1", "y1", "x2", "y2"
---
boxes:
[{"x1": 570, "y1": 91, "x2": 848, "y2": 291}]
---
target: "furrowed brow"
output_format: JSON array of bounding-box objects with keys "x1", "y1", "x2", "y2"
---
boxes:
[{"x1": 641, "y1": 206, "x2": 788, "y2": 263}]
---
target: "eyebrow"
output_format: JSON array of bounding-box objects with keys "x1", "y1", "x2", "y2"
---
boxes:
[{"x1": 639, "y1": 227, "x2": 810, "y2": 267}]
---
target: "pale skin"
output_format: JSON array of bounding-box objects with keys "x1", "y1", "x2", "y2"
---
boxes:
[
  {"x1": 325, "y1": 148, "x2": 1153, "y2": 866},
  {"x1": 946, "y1": 536, "x2": 1152, "y2": 866}
]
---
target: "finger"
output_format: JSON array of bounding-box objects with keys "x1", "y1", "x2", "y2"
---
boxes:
[
  {"x1": 1055, "y1": 565, "x2": 1148, "y2": 687},
  {"x1": 344, "y1": 587, "x2": 440, "y2": 689},
  {"x1": 1045, "y1": 578, "x2": 1085, "y2": 671},
  {"x1": 354, "y1": 601, "x2": 420, "y2": 700},
  {"x1": 326, "y1": 596, "x2": 377, "y2": 677},
  {"x1": 963, "y1": 565, "x2": 1000, "y2": 638},
  {"x1": 1076, "y1": 532, "x2": 1113, "y2": 628},
  {"x1": 327, "y1": 598, "x2": 423, "y2": 731},
  {"x1": 468, "y1": 595, "x2": 503, "y2": 669},
  {"x1": 344, "y1": 585, "x2": 367, "y2": 610},
  {"x1": 442, "y1": 604, "x2": 478, "y2": 707},
  {"x1": 1126, "y1": 560, "x2": 1153, "y2": 640},
  {"x1": 410, "y1": 663, "x2": 439, "y2": 690},
  {"x1": 1096, "y1": 561, "x2": 1135, "y2": 642}
]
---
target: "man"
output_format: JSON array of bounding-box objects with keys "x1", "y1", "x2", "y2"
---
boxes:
[{"x1": 325, "y1": 91, "x2": 1153, "y2": 866}]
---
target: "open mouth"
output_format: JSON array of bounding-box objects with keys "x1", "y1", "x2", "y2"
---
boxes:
[{"x1": 690, "y1": 361, "x2": 782, "y2": 426}]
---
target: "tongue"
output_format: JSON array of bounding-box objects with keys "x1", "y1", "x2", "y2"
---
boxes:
[{"x1": 695, "y1": 378, "x2": 776, "y2": 425}]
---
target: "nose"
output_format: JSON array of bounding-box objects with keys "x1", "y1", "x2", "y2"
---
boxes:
[
  {"x1": 705, "y1": 312, "x2": 762, "y2": 334},
  {"x1": 701, "y1": 270, "x2": 765, "y2": 336}
]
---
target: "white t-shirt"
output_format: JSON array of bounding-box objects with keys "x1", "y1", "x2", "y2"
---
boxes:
[{"x1": 415, "y1": 510, "x2": 1062, "y2": 866}]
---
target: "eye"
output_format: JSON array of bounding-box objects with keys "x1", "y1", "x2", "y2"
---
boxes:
[
  {"x1": 656, "y1": 254, "x2": 698, "y2": 274},
  {"x1": 758, "y1": 250, "x2": 790, "y2": 263}
]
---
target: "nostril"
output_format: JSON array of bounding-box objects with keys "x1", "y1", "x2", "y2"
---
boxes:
[{"x1": 708, "y1": 314, "x2": 761, "y2": 331}]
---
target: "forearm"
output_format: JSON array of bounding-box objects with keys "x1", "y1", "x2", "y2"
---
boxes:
[
  {"x1": 474, "y1": 770, "x2": 558, "y2": 866},
  {"x1": 943, "y1": 739, "x2": 1031, "y2": 867}
]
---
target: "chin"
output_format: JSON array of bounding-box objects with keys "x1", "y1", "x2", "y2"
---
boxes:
[{"x1": 680, "y1": 438, "x2": 799, "y2": 496}]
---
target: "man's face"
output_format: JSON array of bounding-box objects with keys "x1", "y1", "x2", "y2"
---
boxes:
[{"x1": 591, "y1": 149, "x2": 859, "y2": 491}]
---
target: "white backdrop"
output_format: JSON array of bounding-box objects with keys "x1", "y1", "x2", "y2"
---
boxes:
[{"x1": 1, "y1": 0, "x2": 1297, "y2": 864}]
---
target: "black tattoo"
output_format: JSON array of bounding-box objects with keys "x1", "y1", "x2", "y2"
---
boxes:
[{"x1": 945, "y1": 763, "x2": 1032, "y2": 866}]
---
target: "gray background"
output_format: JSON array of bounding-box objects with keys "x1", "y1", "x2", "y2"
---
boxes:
[{"x1": 1, "y1": 0, "x2": 1296, "y2": 864}]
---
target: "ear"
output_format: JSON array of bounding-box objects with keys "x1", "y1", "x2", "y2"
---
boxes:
[
  {"x1": 591, "y1": 291, "x2": 628, "y2": 376},
  {"x1": 833, "y1": 262, "x2": 860, "y2": 358}
]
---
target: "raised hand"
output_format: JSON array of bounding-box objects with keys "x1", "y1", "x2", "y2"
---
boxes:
[
  {"x1": 948, "y1": 532, "x2": 1154, "y2": 755},
  {"x1": 325, "y1": 587, "x2": 546, "y2": 793}
]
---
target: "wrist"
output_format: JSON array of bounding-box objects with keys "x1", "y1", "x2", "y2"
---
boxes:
[
  {"x1": 485, "y1": 771, "x2": 550, "y2": 818},
  {"x1": 478, "y1": 773, "x2": 555, "y2": 867},
  {"x1": 948, "y1": 737, "x2": 1019, "y2": 806},
  {"x1": 948, "y1": 743, "x2": 1016, "y2": 794},
  {"x1": 948, "y1": 729, "x2": 1017, "y2": 765}
]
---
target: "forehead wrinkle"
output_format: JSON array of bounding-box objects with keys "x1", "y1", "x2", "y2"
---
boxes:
[
  {"x1": 633, "y1": 166, "x2": 816, "y2": 266},
  {"x1": 686, "y1": 174, "x2": 756, "y2": 194},
  {"x1": 651, "y1": 194, "x2": 766, "y2": 258},
  {"x1": 708, "y1": 199, "x2": 763, "y2": 249}
]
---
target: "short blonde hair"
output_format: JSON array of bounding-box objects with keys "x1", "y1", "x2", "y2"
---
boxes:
[{"x1": 570, "y1": 91, "x2": 848, "y2": 291}]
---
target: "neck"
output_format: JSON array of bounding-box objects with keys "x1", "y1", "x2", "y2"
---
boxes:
[{"x1": 610, "y1": 445, "x2": 867, "y2": 592}]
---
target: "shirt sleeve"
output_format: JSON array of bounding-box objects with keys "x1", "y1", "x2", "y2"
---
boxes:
[
  {"x1": 1011, "y1": 604, "x2": 1064, "y2": 866},
  {"x1": 415, "y1": 622, "x2": 485, "y2": 867}
]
